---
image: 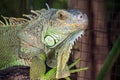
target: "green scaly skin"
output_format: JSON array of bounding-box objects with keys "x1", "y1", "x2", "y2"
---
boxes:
[{"x1": 0, "y1": 8, "x2": 88, "y2": 80}]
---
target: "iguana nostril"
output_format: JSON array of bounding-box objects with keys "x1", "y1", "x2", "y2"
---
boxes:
[{"x1": 80, "y1": 15, "x2": 82, "y2": 18}]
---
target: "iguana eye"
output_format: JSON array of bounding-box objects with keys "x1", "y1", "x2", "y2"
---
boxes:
[
  {"x1": 59, "y1": 13, "x2": 65, "y2": 20},
  {"x1": 56, "y1": 10, "x2": 68, "y2": 20}
]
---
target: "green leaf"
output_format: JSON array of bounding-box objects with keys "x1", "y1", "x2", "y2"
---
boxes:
[
  {"x1": 44, "y1": 68, "x2": 56, "y2": 79},
  {"x1": 68, "y1": 58, "x2": 80, "y2": 69},
  {"x1": 96, "y1": 35, "x2": 120, "y2": 80},
  {"x1": 70, "y1": 67, "x2": 88, "y2": 73}
]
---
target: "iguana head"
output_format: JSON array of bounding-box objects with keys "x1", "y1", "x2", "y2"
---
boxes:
[
  {"x1": 42, "y1": 9, "x2": 88, "y2": 47},
  {"x1": 43, "y1": 9, "x2": 88, "y2": 74}
]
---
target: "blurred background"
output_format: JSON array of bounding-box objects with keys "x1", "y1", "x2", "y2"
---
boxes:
[{"x1": 0, "y1": 0, "x2": 120, "y2": 80}]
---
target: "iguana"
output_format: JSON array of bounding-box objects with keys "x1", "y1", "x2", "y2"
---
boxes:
[{"x1": 0, "y1": 7, "x2": 88, "y2": 80}]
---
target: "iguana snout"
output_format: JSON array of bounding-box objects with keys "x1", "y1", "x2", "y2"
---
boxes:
[
  {"x1": 67, "y1": 9, "x2": 88, "y2": 31},
  {"x1": 52, "y1": 9, "x2": 88, "y2": 33}
]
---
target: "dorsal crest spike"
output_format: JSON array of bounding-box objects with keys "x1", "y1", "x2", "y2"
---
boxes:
[
  {"x1": 45, "y1": 3, "x2": 50, "y2": 10},
  {"x1": 31, "y1": 10, "x2": 39, "y2": 16},
  {"x1": 9, "y1": 17, "x2": 28, "y2": 25},
  {"x1": 1, "y1": 15, "x2": 9, "y2": 25}
]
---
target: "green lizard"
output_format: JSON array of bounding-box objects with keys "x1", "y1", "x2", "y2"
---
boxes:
[{"x1": 0, "y1": 8, "x2": 88, "y2": 80}]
